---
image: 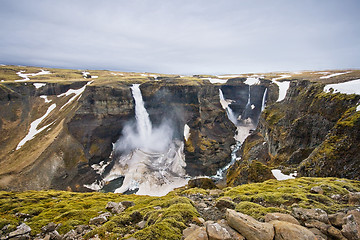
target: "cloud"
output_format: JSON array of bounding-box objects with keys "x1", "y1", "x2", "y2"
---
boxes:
[{"x1": 0, "y1": 0, "x2": 359, "y2": 74}]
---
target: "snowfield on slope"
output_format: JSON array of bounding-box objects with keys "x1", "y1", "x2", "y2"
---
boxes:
[
  {"x1": 16, "y1": 104, "x2": 56, "y2": 150},
  {"x1": 323, "y1": 79, "x2": 360, "y2": 95}
]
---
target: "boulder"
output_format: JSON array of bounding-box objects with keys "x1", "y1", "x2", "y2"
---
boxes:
[
  {"x1": 188, "y1": 178, "x2": 218, "y2": 189},
  {"x1": 215, "y1": 198, "x2": 236, "y2": 210},
  {"x1": 63, "y1": 229, "x2": 77, "y2": 240},
  {"x1": 137, "y1": 220, "x2": 147, "y2": 229},
  {"x1": 328, "y1": 212, "x2": 346, "y2": 228},
  {"x1": 341, "y1": 212, "x2": 360, "y2": 240},
  {"x1": 305, "y1": 220, "x2": 346, "y2": 240},
  {"x1": 308, "y1": 228, "x2": 328, "y2": 240},
  {"x1": 271, "y1": 220, "x2": 317, "y2": 240},
  {"x1": 130, "y1": 211, "x2": 143, "y2": 223},
  {"x1": 89, "y1": 215, "x2": 108, "y2": 225},
  {"x1": 48, "y1": 230, "x2": 62, "y2": 240},
  {"x1": 184, "y1": 226, "x2": 208, "y2": 240},
  {"x1": 106, "y1": 201, "x2": 125, "y2": 214},
  {"x1": 40, "y1": 222, "x2": 58, "y2": 233},
  {"x1": 310, "y1": 186, "x2": 324, "y2": 194},
  {"x1": 264, "y1": 213, "x2": 300, "y2": 225},
  {"x1": 183, "y1": 224, "x2": 200, "y2": 238},
  {"x1": 8, "y1": 223, "x2": 31, "y2": 238},
  {"x1": 205, "y1": 222, "x2": 232, "y2": 240},
  {"x1": 292, "y1": 208, "x2": 329, "y2": 224},
  {"x1": 349, "y1": 192, "x2": 360, "y2": 205},
  {"x1": 210, "y1": 189, "x2": 224, "y2": 196},
  {"x1": 121, "y1": 201, "x2": 135, "y2": 209},
  {"x1": 217, "y1": 219, "x2": 245, "y2": 240},
  {"x1": 75, "y1": 225, "x2": 92, "y2": 235},
  {"x1": 226, "y1": 209, "x2": 274, "y2": 240}
]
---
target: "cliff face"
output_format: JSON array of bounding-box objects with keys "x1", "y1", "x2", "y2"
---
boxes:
[
  {"x1": 227, "y1": 79, "x2": 360, "y2": 186},
  {"x1": 0, "y1": 76, "x2": 247, "y2": 191}
]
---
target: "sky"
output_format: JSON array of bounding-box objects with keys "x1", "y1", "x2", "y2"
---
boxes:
[{"x1": 0, "y1": 0, "x2": 359, "y2": 74}]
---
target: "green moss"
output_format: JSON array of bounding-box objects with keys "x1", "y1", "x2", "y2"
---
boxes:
[
  {"x1": 132, "y1": 218, "x2": 185, "y2": 240},
  {"x1": 235, "y1": 201, "x2": 287, "y2": 220},
  {"x1": 264, "y1": 108, "x2": 285, "y2": 125},
  {"x1": 180, "y1": 187, "x2": 209, "y2": 195},
  {"x1": 223, "y1": 177, "x2": 360, "y2": 216}
]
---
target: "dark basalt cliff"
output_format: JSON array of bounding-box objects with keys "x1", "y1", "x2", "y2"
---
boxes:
[
  {"x1": 0, "y1": 77, "x2": 245, "y2": 191},
  {"x1": 227, "y1": 79, "x2": 360, "y2": 186}
]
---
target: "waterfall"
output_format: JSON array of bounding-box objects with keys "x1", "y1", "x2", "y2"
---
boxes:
[
  {"x1": 88, "y1": 83, "x2": 188, "y2": 196},
  {"x1": 219, "y1": 89, "x2": 238, "y2": 124},
  {"x1": 261, "y1": 88, "x2": 268, "y2": 112},
  {"x1": 245, "y1": 85, "x2": 251, "y2": 109},
  {"x1": 131, "y1": 84, "x2": 152, "y2": 143}
]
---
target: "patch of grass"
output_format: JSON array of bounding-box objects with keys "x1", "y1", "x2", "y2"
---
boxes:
[{"x1": 222, "y1": 177, "x2": 360, "y2": 219}]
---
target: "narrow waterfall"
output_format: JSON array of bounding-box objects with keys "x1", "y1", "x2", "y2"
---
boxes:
[
  {"x1": 219, "y1": 89, "x2": 238, "y2": 124},
  {"x1": 261, "y1": 88, "x2": 268, "y2": 112},
  {"x1": 131, "y1": 84, "x2": 152, "y2": 144}
]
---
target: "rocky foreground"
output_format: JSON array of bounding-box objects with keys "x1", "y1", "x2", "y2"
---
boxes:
[{"x1": 1, "y1": 177, "x2": 359, "y2": 240}]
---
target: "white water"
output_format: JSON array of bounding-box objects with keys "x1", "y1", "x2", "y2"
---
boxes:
[
  {"x1": 131, "y1": 84, "x2": 153, "y2": 144},
  {"x1": 97, "y1": 84, "x2": 188, "y2": 196},
  {"x1": 219, "y1": 89, "x2": 238, "y2": 124},
  {"x1": 261, "y1": 88, "x2": 268, "y2": 111}
]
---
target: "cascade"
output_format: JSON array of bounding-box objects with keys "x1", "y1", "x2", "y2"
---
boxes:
[
  {"x1": 219, "y1": 89, "x2": 238, "y2": 124},
  {"x1": 131, "y1": 84, "x2": 152, "y2": 144},
  {"x1": 261, "y1": 88, "x2": 268, "y2": 112},
  {"x1": 87, "y1": 84, "x2": 188, "y2": 196}
]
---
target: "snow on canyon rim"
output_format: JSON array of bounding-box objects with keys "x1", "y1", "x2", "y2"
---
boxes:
[
  {"x1": 320, "y1": 71, "x2": 352, "y2": 79},
  {"x1": 15, "y1": 69, "x2": 51, "y2": 82},
  {"x1": 323, "y1": 79, "x2": 360, "y2": 95}
]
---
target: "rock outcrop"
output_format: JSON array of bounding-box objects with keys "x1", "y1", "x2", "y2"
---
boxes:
[{"x1": 227, "y1": 79, "x2": 360, "y2": 185}]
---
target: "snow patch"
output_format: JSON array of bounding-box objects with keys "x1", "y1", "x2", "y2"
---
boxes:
[
  {"x1": 33, "y1": 83, "x2": 46, "y2": 89},
  {"x1": 16, "y1": 104, "x2": 56, "y2": 150},
  {"x1": 323, "y1": 79, "x2": 360, "y2": 95},
  {"x1": 320, "y1": 71, "x2": 352, "y2": 79},
  {"x1": 57, "y1": 83, "x2": 89, "y2": 110},
  {"x1": 271, "y1": 169, "x2": 297, "y2": 180},
  {"x1": 15, "y1": 69, "x2": 51, "y2": 82},
  {"x1": 217, "y1": 74, "x2": 242, "y2": 79},
  {"x1": 357, "y1": 105, "x2": 360, "y2": 111},
  {"x1": 202, "y1": 78, "x2": 228, "y2": 84},
  {"x1": 272, "y1": 74, "x2": 291, "y2": 81},
  {"x1": 244, "y1": 77, "x2": 260, "y2": 85},
  {"x1": 40, "y1": 95, "x2": 51, "y2": 103},
  {"x1": 272, "y1": 80, "x2": 290, "y2": 102},
  {"x1": 184, "y1": 124, "x2": 191, "y2": 141}
]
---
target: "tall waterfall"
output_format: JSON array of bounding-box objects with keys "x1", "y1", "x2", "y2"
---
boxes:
[
  {"x1": 93, "y1": 84, "x2": 188, "y2": 196},
  {"x1": 261, "y1": 88, "x2": 268, "y2": 112},
  {"x1": 131, "y1": 84, "x2": 152, "y2": 143},
  {"x1": 219, "y1": 89, "x2": 238, "y2": 124}
]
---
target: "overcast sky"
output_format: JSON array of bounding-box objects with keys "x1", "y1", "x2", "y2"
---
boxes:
[{"x1": 0, "y1": 0, "x2": 359, "y2": 74}]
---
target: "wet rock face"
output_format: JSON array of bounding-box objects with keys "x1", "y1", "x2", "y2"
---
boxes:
[
  {"x1": 228, "y1": 79, "x2": 360, "y2": 183},
  {"x1": 140, "y1": 81, "x2": 236, "y2": 176},
  {"x1": 67, "y1": 84, "x2": 135, "y2": 165}
]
